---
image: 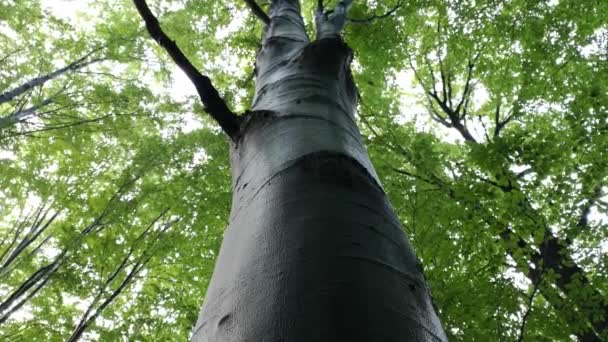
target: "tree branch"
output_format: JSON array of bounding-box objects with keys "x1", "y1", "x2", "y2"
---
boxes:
[
  {"x1": 133, "y1": 0, "x2": 240, "y2": 139},
  {"x1": 454, "y1": 59, "x2": 475, "y2": 117},
  {"x1": 517, "y1": 273, "x2": 540, "y2": 342},
  {"x1": 0, "y1": 54, "x2": 101, "y2": 105},
  {"x1": 243, "y1": 0, "x2": 270, "y2": 25},
  {"x1": 349, "y1": 0, "x2": 402, "y2": 24}
]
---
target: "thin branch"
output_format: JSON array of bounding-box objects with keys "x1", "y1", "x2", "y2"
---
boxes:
[
  {"x1": 3, "y1": 113, "x2": 120, "y2": 139},
  {"x1": 446, "y1": 70, "x2": 454, "y2": 109},
  {"x1": 493, "y1": 101, "x2": 502, "y2": 137},
  {"x1": 517, "y1": 281, "x2": 540, "y2": 342},
  {"x1": 0, "y1": 53, "x2": 101, "y2": 105},
  {"x1": 0, "y1": 99, "x2": 53, "y2": 129},
  {"x1": 133, "y1": 0, "x2": 240, "y2": 139},
  {"x1": 349, "y1": 0, "x2": 402, "y2": 24},
  {"x1": 423, "y1": 56, "x2": 439, "y2": 97},
  {"x1": 515, "y1": 168, "x2": 534, "y2": 179},
  {"x1": 66, "y1": 212, "x2": 176, "y2": 342},
  {"x1": 454, "y1": 59, "x2": 475, "y2": 117},
  {"x1": 244, "y1": 0, "x2": 270, "y2": 25},
  {"x1": 495, "y1": 106, "x2": 519, "y2": 137},
  {"x1": 0, "y1": 49, "x2": 22, "y2": 65},
  {"x1": 0, "y1": 209, "x2": 57, "y2": 274}
]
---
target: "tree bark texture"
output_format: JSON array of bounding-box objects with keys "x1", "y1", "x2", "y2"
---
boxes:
[{"x1": 191, "y1": 1, "x2": 446, "y2": 341}]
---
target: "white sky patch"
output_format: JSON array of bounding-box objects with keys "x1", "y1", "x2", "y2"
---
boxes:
[
  {"x1": 185, "y1": 148, "x2": 209, "y2": 171},
  {"x1": 181, "y1": 112, "x2": 204, "y2": 133},
  {"x1": 0, "y1": 21, "x2": 18, "y2": 40},
  {"x1": 41, "y1": 0, "x2": 97, "y2": 30},
  {"x1": 0, "y1": 149, "x2": 16, "y2": 160},
  {"x1": 169, "y1": 67, "x2": 198, "y2": 101},
  {"x1": 580, "y1": 27, "x2": 608, "y2": 58},
  {"x1": 215, "y1": 11, "x2": 247, "y2": 40}
]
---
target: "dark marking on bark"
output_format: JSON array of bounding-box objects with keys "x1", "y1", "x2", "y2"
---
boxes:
[
  {"x1": 297, "y1": 151, "x2": 383, "y2": 193},
  {"x1": 297, "y1": 38, "x2": 352, "y2": 75},
  {"x1": 234, "y1": 109, "x2": 277, "y2": 145},
  {"x1": 218, "y1": 314, "x2": 231, "y2": 326}
]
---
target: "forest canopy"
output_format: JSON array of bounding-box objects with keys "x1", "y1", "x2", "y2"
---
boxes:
[{"x1": 0, "y1": 0, "x2": 607, "y2": 340}]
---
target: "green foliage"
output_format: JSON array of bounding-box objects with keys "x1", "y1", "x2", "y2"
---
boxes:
[{"x1": 1, "y1": 0, "x2": 607, "y2": 340}]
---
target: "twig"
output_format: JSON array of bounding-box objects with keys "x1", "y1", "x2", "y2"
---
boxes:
[
  {"x1": 517, "y1": 280, "x2": 540, "y2": 342},
  {"x1": 349, "y1": 0, "x2": 402, "y2": 24}
]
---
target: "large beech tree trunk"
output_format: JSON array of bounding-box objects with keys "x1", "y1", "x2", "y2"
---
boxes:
[{"x1": 191, "y1": 1, "x2": 446, "y2": 341}]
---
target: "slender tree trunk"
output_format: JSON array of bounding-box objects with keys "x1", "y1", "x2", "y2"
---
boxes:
[{"x1": 191, "y1": 1, "x2": 446, "y2": 340}]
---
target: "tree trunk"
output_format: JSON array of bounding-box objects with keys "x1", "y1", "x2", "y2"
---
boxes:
[{"x1": 191, "y1": 1, "x2": 446, "y2": 341}]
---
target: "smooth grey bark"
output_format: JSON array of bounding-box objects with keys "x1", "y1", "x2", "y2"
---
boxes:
[
  {"x1": 0, "y1": 54, "x2": 97, "y2": 130},
  {"x1": 0, "y1": 98, "x2": 54, "y2": 130},
  {"x1": 0, "y1": 56, "x2": 99, "y2": 105},
  {"x1": 191, "y1": 1, "x2": 446, "y2": 341}
]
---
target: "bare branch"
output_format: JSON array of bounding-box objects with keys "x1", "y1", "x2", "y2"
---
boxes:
[
  {"x1": 0, "y1": 253, "x2": 64, "y2": 323},
  {"x1": 446, "y1": 70, "x2": 454, "y2": 109},
  {"x1": 417, "y1": 56, "x2": 439, "y2": 98},
  {"x1": 477, "y1": 115, "x2": 492, "y2": 142},
  {"x1": 0, "y1": 49, "x2": 22, "y2": 65},
  {"x1": 454, "y1": 59, "x2": 475, "y2": 117},
  {"x1": 0, "y1": 207, "x2": 57, "y2": 274},
  {"x1": 0, "y1": 99, "x2": 53, "y2": 129},
  {"x1": 492, "y1": 101, "x2": 502, "y2": 137},
  {"x1": 517, "y1": 279, "x2": 540, "y2": 342},
  {"x1": 426, "y1": 98, "x2": 452, "y2": 128},
  {"x1": 0, "y1": 53, "x2": 101, "y2": 105},
  {"x1": 133, "y1": 0, "x2": 240, "y2": 139},
  {"x1": 349, "y1": 0, "x2": 402, "y2": 24},
  {"x1": 243, "y1": 0, "x2": 270, "y2": 25},
  {"x1": 438, "y1": 55, "x2": 448, "y2": 104},
  {"x1": 516, "y1": 168, "x2": 534, "y2": 179},
  {"x1": 0, "y1": 80, "x2": 72, "y2": 130},
  {"x1": 66, "y1": 211, "x2": 176, "y2": 342}
]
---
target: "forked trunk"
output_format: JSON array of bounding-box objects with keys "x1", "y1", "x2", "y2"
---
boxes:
[{"x1": 192, "y1": 1, "x2": 446, "y2": 340}]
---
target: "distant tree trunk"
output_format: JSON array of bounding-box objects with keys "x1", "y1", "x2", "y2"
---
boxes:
[{"x1": 190, "y1": 1, "x2": 446, "y2": 340}]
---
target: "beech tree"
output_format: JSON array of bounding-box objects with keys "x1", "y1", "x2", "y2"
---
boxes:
[
  {"x1": 133, "y1": 0, "x2": 446, "y2": 340},
  {"x1": 0, "y1": 0, "x2": 607, "y2": 341}
]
